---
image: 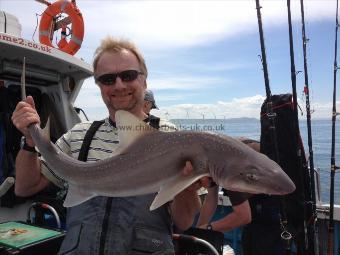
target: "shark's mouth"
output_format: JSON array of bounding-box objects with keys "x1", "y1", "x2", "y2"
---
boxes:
[{"x1": 222, "y1": 173, "x2": 264, "y2": 194}]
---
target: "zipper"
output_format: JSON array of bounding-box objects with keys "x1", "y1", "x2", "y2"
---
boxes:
[{"x1": 98, "y1": 197, "x2": 113, "y2": 255}]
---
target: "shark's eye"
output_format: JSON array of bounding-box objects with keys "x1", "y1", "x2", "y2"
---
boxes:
[{"x1": 246, "y1": 173, "x2": 259, "y2": 182}]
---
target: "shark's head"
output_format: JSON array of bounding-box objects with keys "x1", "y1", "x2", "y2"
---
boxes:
[{"x1": 215, "y1": 144, "x2": 296, "y2": 196}]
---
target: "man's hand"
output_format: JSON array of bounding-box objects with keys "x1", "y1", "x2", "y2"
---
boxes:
[
  {"x1": 170, "y1": 161, "x2": 211, "y2": 231},
  {"x1": 182, "y1": 161, "x2": 211, "y2": 191},
  {"x1": 11, "y1": 96, "x2": 40, "y2": 146}
]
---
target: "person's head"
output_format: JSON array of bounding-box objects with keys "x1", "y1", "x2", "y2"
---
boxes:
[
  {"x1": 93, "y1": 36, "x2": 148, "y2": 120},
  {"x1": 239, "y1": 137, "x2": 260, "y2": 152},
  {"x1": 143, "y1": 89, "x2": 158, "y2": 114}
]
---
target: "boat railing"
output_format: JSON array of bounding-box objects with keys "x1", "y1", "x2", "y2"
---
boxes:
[{"x1": 314, "y1": 167, "x2": 322, "y2": 203}]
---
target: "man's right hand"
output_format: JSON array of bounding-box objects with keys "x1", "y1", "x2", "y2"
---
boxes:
[{"x1": 11, "y1": 96, "x2": 40, "y2": 146}]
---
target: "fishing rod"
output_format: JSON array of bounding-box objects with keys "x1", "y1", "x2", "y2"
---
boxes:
[
  {"x1": 328, "y1": 0, "x2": 340, "y2": 254},
  {"x1": 286, "y1": 0, "x2": 313, "y2": 254},
  {"x1": 254, "y1": 0, "x2": 280, "y2": 163},
  {"x1": 254, "y1": 1, "x2": 291, "y2": 254},
  {"x1": 299, "y1": 0, "x2": 319, "y2": 254}
]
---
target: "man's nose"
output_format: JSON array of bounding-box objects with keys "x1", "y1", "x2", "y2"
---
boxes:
[{"x1": 114, "y1": 77, "x2": 128, "y2": 89}]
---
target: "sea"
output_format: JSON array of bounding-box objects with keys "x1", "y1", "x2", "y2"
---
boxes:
[{"x1": 170, "y1": 118, "x2": 340, "y2": 205}]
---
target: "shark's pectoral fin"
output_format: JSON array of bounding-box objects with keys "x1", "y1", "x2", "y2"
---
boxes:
[
  {"x1": 63, "y1": 185, "x2": 97, "y2": 207},
  {"x1": 150, "y1": 173, "x2": 210, "y2": 211}
]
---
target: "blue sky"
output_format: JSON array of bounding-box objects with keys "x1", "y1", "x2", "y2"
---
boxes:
[{"x1": 1, "y1": 0, "x2": 339, "y2": 119}]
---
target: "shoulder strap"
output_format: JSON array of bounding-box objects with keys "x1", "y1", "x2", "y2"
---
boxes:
[{"x1": 78, "y1": 120, "x2": 105, "y2": 162}]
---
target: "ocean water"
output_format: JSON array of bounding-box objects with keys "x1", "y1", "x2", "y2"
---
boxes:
[{"x1": 171, "y1": 118, "x2": 340, "y2": 204}]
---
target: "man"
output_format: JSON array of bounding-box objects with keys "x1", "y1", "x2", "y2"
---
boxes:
[
  {"x1": 143, "y1": 89, "x2": 161, "y2": 129},
  {"x1": 196, "y1": 138, "x2": 256, "y2": 232},
  {"x1": 174, "y1": 140, "x2": 252, "y2": 254},
  {"x1": 143, "y1": 89, "x2": 176, "y2": 131},
  {"x1": 12, "y1": 36, "x2": 204, "y2": 254},
  {"x1": 196, "y1": 186, "x2": 251, "y2": 233},
  {"x1": 143, "y1": 89, "x2": 158, "y2": 115},
  {"x1": 176, "y1": 185, "x2": 250, "y2": 255}
]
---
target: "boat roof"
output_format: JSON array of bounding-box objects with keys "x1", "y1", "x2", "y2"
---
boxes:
[{"x1": 0, "y1": 32, "x2": 92, "y2": 82}]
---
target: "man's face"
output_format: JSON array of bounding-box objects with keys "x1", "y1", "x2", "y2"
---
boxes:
[
  {"x1": 95, "y1": 50, "x2": 146, "y2": 117},
  {"x1": 143, "y1": 100, "x2": 153, "y2": 114}
]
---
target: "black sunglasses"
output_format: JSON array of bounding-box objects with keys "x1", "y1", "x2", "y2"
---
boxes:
[{"x1": 95, "y1": 70, "x2": 144, "y2": 85}]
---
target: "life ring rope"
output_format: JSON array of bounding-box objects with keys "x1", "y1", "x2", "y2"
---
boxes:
[{"x1": 39, "y1": 0, "x2": 84, "y2": 55}]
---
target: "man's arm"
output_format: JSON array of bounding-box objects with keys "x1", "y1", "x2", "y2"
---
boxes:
[
  {"x1": 196, "y1": 138, "x2": 258, "y2": 232},
  {"x1": 15, "y1": 149, "x2": 50, "y2": 196},
  {"x1": 199, "y1": 200, "x2": 251, "y2": 232},
  {"x1": 11, "y1": 96, "x2": 50, "y2": 196},
  {"x1": 170, "y1": 187, "x2": 202, "y2": 231},
  {"x1": 170, "y1": 161, "x2": 211, "y2": 231},
  {"x1": 196, "y1": 185, "x2": 219, "y2": 227}
]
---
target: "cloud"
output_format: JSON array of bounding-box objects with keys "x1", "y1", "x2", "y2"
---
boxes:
[
  {"x1": 151, "y1": 93, "x2": 191, "y2": 102},
  {"x1": 148, "y1": 75, "x2": 228, "y2": 90},
  {"x1": 154, "y1": 95, "x2": 265, "y2": 119},
  {"x1": 2, "y1": 1, "x2": 337, "y2": 121},
  {"x1": 74, "y1": 88, "x2": 339, "y2": 120},
  {"x1": 151, "y1": 95, "x2": 339, "y2": 120},
  {"x1": 311, "y1": 101, "x2": 340, "y2": 119},
  {"x1": 74, "y1": 78, "x2": 104, "y2": 108},
  {"x1": 2, "y1": 0, "x2": 335, "y2": 54},
  {"x1": 76, "y1": 1, "x2": 335, "y2": 53}
]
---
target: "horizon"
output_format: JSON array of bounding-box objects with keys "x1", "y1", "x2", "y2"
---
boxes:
[
  {"x1": 1, "y1": 0, "x2": 339, "y2": 120},
  {"x1": 169, "y1": 117, "x2": 332, "y2": 120}
]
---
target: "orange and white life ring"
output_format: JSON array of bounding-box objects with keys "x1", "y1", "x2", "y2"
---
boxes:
[{"x1": 39, "y1": 0, "x2": 84, "y2": 55}]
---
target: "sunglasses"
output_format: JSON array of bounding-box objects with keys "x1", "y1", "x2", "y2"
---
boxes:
[{"x1": 95, "y1": 70, "x2": 144, "y2": 85}]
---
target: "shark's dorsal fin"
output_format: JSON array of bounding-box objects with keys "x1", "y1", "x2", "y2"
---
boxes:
[
  {"x1": 115, "y1": 110, "x2": 156, "y2": 154},
  {"x1": 149, "y1": 173, "x2": 210, "y2": 211}
]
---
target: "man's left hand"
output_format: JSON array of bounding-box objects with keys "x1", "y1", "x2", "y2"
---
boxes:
[
  {"x1": 182, "y1": 161, "x2": 211, "y2": 191},
  {"x1": 171, "y1": 161, "x2": 210, "y2": 230}
]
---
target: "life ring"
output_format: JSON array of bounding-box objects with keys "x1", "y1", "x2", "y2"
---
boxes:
[{"x1": 39, "y1": 0, "x2": 84, "y2": 55}]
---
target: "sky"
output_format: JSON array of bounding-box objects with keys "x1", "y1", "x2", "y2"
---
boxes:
[{"x1": 1, "y1": 0, "x2": 339, "y2": 120}]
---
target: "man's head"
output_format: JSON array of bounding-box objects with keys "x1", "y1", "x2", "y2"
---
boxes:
[
  {"x1": 93, "y1": 37, "x2": 148, "y2": 120},
  {"x1": 144, "y1": 89, "x2": 158, "y2": 114}
]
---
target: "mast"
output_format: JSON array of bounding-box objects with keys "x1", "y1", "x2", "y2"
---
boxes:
[{"x1": 328, "y1": 0, "x2": 340, "y2": 254}]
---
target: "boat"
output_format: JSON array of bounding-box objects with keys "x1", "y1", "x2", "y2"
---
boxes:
[
  {"x1": 0, "y1": 8, "x2": 92, "y2": 253},
  {"x1": 0, "y1": 2, "x2": 339, "y2": 255}
]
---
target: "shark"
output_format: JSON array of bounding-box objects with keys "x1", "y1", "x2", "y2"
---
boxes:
[
  {"x1": 20, "y1": 57, "x2": 294, "y2": 209},
  {"x1": 26, "y1": 110, "x2": 296, "y2": 210}
]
